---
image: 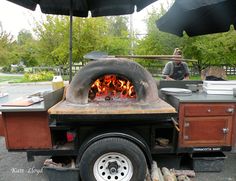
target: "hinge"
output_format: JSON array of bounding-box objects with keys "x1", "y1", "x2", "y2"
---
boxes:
[
  {"x1": 184, "y1": 135, "x2": 189, "y2": 140},
  {"x1": 184, "y1": 122, "x2": 190, "y2": 127}
]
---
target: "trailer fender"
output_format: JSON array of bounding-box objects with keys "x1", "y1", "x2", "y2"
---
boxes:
[{"x1": 77, "y1": 131, "x2": 152, "y2": 168}]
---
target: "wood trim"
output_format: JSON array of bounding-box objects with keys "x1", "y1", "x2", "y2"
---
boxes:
[
  {"x1": 232, "y1": 104, "x2": 236, "y2": 149},
  {"x1": 178, "y1": 104, "x2": 185, "y2": 147},
  {"x1": 0, "y1": 113, "x2": 4, "y2": 136}
]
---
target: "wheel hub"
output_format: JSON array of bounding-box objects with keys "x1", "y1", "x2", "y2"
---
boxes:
[
  {"x1": 107, "y1": 161, "x2": 119, "y2": 174},
  {"x1": 93, "y1": 152, "x2": 133, "y2": 181}
]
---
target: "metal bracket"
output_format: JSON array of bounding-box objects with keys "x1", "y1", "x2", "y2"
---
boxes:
[
  {"x1": 184, "y1": 135, "x2": 189, "y2": 140},
  {"x1": 184, "y1": 122, "x2": 190, "y2": 127}
]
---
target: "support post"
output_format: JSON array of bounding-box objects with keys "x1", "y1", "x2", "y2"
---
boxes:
[{"x1": 69, "y1": 0, "x2": 73, "y2": 82}]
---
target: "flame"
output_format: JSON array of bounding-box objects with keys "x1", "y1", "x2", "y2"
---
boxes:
[{"x1": 89, "y1": 74, "x2": 136, "y2": 101}]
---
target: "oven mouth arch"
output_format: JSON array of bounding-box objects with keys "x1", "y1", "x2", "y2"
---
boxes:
[{"x1": 66, "y1": 58, "x2": 159, "y2": 104}]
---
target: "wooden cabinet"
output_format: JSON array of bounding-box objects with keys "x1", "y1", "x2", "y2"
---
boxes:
[
  {"x1": 2, "y1": 112, "x2": 52, "y2": 150},
  {"x1": 179, "y1": 103, "x2": 234, "y2": 147}
]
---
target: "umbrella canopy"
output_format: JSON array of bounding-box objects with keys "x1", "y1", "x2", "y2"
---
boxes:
[
  {"x1": 7, "y1": 0, "x2": 157, "y2": 17},
  {"x1": 156, "y1": 0, "x2": 236, "y2": 37}
]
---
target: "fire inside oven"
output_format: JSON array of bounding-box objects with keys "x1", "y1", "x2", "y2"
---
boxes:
[{"x1": 88, "y1": 74, "x2": 136, "y2": 102}]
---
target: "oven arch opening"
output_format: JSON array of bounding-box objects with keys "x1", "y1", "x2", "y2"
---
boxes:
[{"x1": 88, "y1": 74, "x2": 137, "y2": 102}]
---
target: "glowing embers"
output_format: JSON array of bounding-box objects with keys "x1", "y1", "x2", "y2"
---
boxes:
[{"x1": 89, "y1": 74, "x2": 136, "y2": 102}]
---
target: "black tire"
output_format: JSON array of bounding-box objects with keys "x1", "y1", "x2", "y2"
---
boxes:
[{"x1": 79, "y1": 137, "x2": 147, "y2": 181}]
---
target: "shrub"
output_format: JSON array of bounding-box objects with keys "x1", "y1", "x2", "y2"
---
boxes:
[
  {"x1": 23, "y1": 71, "x2": 54, "y2": 82},
  {"x1": 16, "y1": 65, "x2": 25, "y2": 73},
  {"x1": 1, "y1": 65, "x2": 11, "y2": 73},
  {"x1": 11, "y1": 65, "x2": 25, "y2": 73}
]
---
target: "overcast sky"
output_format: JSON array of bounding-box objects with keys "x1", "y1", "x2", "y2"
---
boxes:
[{"x1": 0, "y1": 0, "x2": 170, "y2": 38}]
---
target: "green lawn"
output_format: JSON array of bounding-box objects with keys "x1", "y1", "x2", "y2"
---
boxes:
[
  {"x1": 190, "y1": 75, "x2": 236, "y2": 80},
  {"x1": 227, "y1": 75, "x2": 236, "y2": 80},
  {"x1": 0, "y1": 76, "x2": 23, "y2": 83}
]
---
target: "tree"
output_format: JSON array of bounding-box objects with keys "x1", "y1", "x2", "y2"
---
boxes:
[
  {"x1": 17, "y1": 29, "x2": 33, "y2": 45},
  {"x1": 134, "y1": 3, "x2": 183, "y2": 68},
  {"x1": 33, "y1": 16, "x2": 70, "y2": 66},
  {"x1": 136, "y1": 4, "x2": 183, "y2": 55},
  {"x1": 33, "y1": 15, "x2": 131, "y2": 67},
  {"x1": 100, "y1": 16, "x2": 131, "y2": 55},
  {"x1": 183, "y1": 28, "x2": 236, "y2": 73},
  {"x1": 107, "y1": 16, "x2": 128, "y2": 37},
  {"x1": 0, "y1": 29, "x2": 17, "y2": 66},
  {"x1": 73, "y1": 16, "x2": 109, "y2": 62},
  {"x1": 16, "y1": 29, "x2": 38, "y2": 66}
]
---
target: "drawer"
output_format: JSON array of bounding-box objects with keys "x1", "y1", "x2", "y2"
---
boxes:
[{"x1": 184, "y1": 104, "x2": 234, "y2": 116}]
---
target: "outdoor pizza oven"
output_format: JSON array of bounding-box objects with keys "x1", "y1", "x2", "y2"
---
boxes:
[{"x1": 66, "y1": 58, "x2": 159, "y2": 105}]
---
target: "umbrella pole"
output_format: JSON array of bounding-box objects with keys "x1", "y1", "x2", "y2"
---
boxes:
[{"x1": 69, "y1": 0, "x2": 73, "y2": 82}]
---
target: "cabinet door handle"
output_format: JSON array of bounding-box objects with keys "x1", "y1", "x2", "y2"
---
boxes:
[
  {"x1": 222, "y1": 128, "x2": 229, "y2": 134},
  {"x1": 226, "y1": 108, "x2": 234, "y2": 113},
  {"x1": 207, "y1": 109, "x2": 211, "y2": 113}
]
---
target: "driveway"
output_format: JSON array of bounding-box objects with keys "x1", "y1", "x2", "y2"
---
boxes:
[{"x1": 0, "y1": 73, "x2": 24, "y2": 77}]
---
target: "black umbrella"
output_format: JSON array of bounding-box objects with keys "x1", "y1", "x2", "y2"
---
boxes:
[
  {"x1": 6, "y1": 0, "x2": 157, "y2": 81},
  {"x1": 7, "y1": 0, "x2": 157, "y2": 17},
  {"x1": 156, "y1": 0, "x2": 236, "y2": 37}
]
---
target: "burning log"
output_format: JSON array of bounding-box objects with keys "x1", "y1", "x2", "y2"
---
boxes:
[
  {"x1": 162, "y1": 167, "x2": 177, "y2": 181},
  {"x1": 170, "y1": 169, "x2": 196, "y2": 177},
  {"x1": 151, "y1": 161, "x2": 164, "y2": 181},
  {"x1": 145, "y1": 168, "x2": 152, "y2": 181},
  {"x1": 177, "y1": 175, "x2": 192, "y2": 181},
  {"x1": 89, "y1": 74, "x2": 136, "y2": 101},
  {"x1": 44, "y1": 159, "x2": 63, "y2": 168},
  {"x1": 71, "y1": 159, "x2": 75, "y2": 168},
  {"x1": 156, "y1": 137, "x2": 170, "y2": 147}
]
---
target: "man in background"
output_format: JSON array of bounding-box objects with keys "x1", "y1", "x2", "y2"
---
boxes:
[{"x1": 162, "y1": 48, "x2": 190, "y2": 80}]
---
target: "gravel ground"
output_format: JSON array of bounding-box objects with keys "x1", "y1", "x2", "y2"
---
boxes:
[
  {"x1": 0, "y1": 83, "x2": 236, "y2": 181},
  {"x1": 0, "y1": 137, "x2": 48, "y2": 181}
]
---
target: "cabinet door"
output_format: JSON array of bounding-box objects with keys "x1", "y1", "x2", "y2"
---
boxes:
[
  {"x1": 181, "y1": 116, "x2": 232, "y2": 147},
  {"x1": 3, "y1": 112, "x2": 52, "y2": 149}
]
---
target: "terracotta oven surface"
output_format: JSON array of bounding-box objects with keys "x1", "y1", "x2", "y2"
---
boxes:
[{"x1": 48, "y1": 58, "x2": 176, "y2": 115}]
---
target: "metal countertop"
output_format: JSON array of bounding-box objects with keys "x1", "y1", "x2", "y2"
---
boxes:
[
  {"x1": 0, "y1": 88, "x2": 64, "y2": 112},
  {"x1": 173, "y1": 92, "x2": 236, "y2": 103},
  {"x1": 162, "y1": 92, "x2": 236, "y2": 111}
]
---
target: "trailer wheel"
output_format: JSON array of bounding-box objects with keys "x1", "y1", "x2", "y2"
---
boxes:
[{"x1": 79, "y1": 137, "x2": 147, "y2": 181}]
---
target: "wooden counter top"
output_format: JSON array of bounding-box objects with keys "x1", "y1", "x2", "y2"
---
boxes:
[{"x1": 48, "y1": 98, "x2": 176, "y2": 115}]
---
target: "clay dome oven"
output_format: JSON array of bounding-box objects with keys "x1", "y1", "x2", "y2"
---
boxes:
[{"x1": 66, "y1": 58, "x2": 159, "y2": 104}]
